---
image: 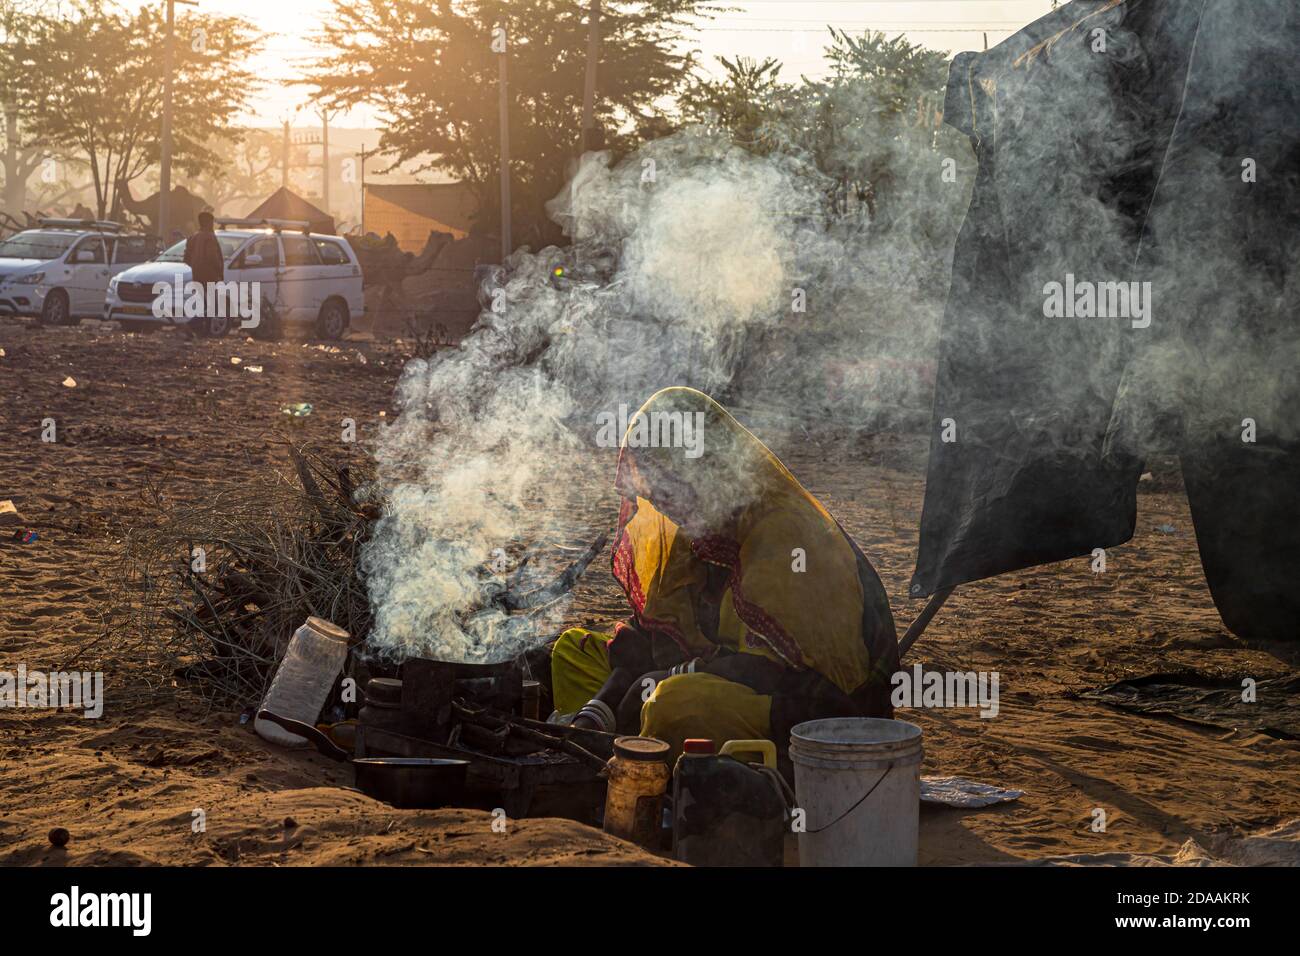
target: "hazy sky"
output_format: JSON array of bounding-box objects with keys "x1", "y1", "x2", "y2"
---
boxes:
[{"x1": 120, "y1": 0, "x2": 1057, "y2": 128}]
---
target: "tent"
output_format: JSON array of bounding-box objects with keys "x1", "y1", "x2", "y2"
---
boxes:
[
  {"x1": 244, "y1": 187, "x2": 335, "y2": 236},
  {"x1": 912, "y1": 0, "x2": 1300, "y2": 642},
  {"x1": 363, "y1": 183, "x2": 478, "y2": 252}
]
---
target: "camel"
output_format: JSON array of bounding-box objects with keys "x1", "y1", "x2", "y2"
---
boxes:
[
  {"x1": 347, "y1": 229, "x2": 454, "y2": 290},
  {"x1": 113, "y1": 177, "x2": 212, "y2": 238}
]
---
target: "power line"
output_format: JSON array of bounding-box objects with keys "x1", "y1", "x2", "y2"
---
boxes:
[
  {"x1": 699, "y1": 27, "x2": 1018, "y2": 32},
  {"x1": 719, "y1": 1, "x2": 1044, "y2": 4},
  {"x1": 716, "y1": 13, "x2": 1025, "y2": 18},
  {"x1": 710, "y1": 18, "x2": 1026, "y2": 25},
  {"x1": 268, "y1": 24, "x2": 1019, "y2": 49}
]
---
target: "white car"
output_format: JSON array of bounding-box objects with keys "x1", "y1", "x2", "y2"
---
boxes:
[
  {"x1": 105, "y1": 219, "x2": 364, "y2": 339},
  {"x1": 0, "y1": 219, "x2": 159, "y2": 326}
]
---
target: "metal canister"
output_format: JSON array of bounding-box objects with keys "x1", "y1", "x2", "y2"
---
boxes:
[
  {"x1": 357, "y1": 677, "x2": 405, "y2": 757},
  {"x1": 602, "y1": 735, "x2": 671, "y2": 850},
  {"x1": 521, "y1": 680, "x2": 541, "y2": 720}
]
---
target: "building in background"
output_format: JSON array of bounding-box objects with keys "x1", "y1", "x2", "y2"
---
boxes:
[{"x1": 362, "y1": 182, "x2": 477, "y2": 252}]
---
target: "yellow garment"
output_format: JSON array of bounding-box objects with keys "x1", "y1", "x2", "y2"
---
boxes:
[
  {"x1": 551, "y1": 627, "x2": 613, "y2": 716},
  {"x1": 550, "y1": 627, "x2": 771, "y2": 760},
  {"x1": 640, "y1": 673, "x2": 771, "y2": 761},
  {"x1": 612, "y1": 387, "x2": 894, "y2": 697}
]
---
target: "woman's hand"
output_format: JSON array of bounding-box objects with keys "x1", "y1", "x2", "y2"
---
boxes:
[{"x1": 570, "y1": 667, "x2": 637, "y2": 733}]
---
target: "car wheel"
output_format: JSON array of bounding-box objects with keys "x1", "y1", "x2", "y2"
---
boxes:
[
  {"x1": 119, "y1": 320, "x2": 157, "y2": 334},
  {"x1": 315, "y1": 299, "x2": 348, "y2": 340},
  {"x1": 38, "y1": 290, "x2": 70, "y2": 326},
  {"x1": 194, "y1": 314, "x2": 231, "y2": 338}
]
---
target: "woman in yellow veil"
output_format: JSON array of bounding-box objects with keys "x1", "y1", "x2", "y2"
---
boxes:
[{"x1": 551, "y1": 387, "x2": 899, "y2": 762}]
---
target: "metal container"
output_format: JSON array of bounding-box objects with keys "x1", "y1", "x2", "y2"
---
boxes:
[
  {"x1": 352, "y1": 757, "x2": 469, "y2": 809},
  {"x1": 357, "y1": 677, "x2": 407, "y2": 758},
  {"x1": 257, "y1": 708, "x2": 470, "y2": 810},
  {"x1": 603, "y1": 736, "x2": 671, "y2": 849}
]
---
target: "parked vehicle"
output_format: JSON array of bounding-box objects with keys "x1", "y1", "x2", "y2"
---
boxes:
[
  {"x1": 0, "y1": 219, "x2": 159, "y2": 326},
  {"x1": 105, "y1": 218, "x2": 364, "y2": 339}
]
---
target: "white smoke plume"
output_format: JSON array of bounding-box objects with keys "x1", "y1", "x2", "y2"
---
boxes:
[{"x1": 359, "y1": 128, "x2": 920, "y2": 662}]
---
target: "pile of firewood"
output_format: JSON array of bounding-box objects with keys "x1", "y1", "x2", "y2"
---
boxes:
[{"x1": 88, "y1": 443, "x2": 380, "y2": 708}]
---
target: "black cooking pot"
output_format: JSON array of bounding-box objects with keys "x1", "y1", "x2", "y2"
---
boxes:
[
  {"x1": 402, "y1": 657, "x2": 524, "y2": 716},
  {"x1": 257, "y1": 709, "x2": 469, "y2": 810}
]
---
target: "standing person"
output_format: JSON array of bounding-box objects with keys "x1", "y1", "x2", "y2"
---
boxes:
[{"x1": 183, "y1": 211, "x2": 225, "y2": 336}]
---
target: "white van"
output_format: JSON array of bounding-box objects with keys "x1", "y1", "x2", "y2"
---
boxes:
[
  {"x1": 0, "y1": 219, "x2": 159, "y2": 325},
  {"x1": 105, "y1": 219, "x2": 364, "y2": 339}
]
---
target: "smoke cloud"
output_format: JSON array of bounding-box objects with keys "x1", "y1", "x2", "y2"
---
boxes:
[{"x1": 359, "y1": 126, "x2": 959, "y2": 663}]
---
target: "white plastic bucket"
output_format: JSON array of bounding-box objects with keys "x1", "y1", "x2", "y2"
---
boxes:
[{"x1": 789, "y1": 717, "x2": 923, "y2": 867}]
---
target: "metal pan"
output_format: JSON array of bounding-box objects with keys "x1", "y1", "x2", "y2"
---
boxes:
[{"x1": 257, "y1": 709, "x2": 469, "y2": 809}]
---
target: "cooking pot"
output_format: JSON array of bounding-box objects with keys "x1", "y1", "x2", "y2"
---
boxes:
[{"x1": 257, "y1": 708, "x2": 469, "y2": 809}]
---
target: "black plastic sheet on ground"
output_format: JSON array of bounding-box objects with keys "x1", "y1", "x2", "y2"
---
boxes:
[{"x1": 1081, "y1": 672, "x2": 1300, "y2": 740}]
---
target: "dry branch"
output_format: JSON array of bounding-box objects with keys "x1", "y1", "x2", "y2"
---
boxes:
[{"x1": 83, "y1": 442, "x2": 380, "y2": 710}]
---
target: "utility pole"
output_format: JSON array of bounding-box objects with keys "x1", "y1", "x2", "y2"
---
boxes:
[
  {"x1": 281, "y1": 120, "x2": 290, "y2": 189},
  {"x1": 3, "y1": 104, "x2": 20, "y2": 217},
  {"x1": 317, "y1": 107, "x2": 335, "y2": 218},
  {"x1": 496, "y1": 24, "x2": 511, "y2": 263},
  {"x1": 581, "y1": 0, "x2": 601, "y2": 152},
  {"x1": 159, "y1": 0, "x2": 172, "y2": 239},
  {"x1": 158, "y1": 0, "x2": 197, "y2": 241},
  {"x1": 356, "y1": 144, "x2": 376, "y2": 234},
  {"x1": 277, "y1": 113, "x2": 320, "y2": 198}
]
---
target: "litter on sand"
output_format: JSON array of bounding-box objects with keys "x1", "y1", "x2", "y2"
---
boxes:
[
  {"x1": 921, "y1": 776, "x2": 1025, "y2": 808},
  {"x1": 62, "y1": 376, "x2": 76, "y2": 387}
]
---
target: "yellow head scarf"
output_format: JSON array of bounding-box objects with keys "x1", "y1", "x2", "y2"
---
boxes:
[{"x1": 611, "y1": 387, "x2": 898, "y2": 700}]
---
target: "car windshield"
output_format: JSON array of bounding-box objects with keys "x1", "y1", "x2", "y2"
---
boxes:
[
  {"x1": 155, "y1": 235, "x2": 246, "y2": 263},
  {"x1": 0, "y1": 231, "x2": 76, "y2": 260}
]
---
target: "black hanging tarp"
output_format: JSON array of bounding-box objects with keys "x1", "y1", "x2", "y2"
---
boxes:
[{"x1": 911, "y1": 0, "x2": 1300, "y2": 642}]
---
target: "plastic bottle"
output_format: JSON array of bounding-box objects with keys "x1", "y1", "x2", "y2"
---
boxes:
[
  {"x1": 603, "y1": 735, "x2": 671, "y2": 849},
  {"x1": 672, "y1": 738, "x2": 787, "y2": 866},
  {"x1": 254, "y1": 616, "x2": 351, "y2": 748}
]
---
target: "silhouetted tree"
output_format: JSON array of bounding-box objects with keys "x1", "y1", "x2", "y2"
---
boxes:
[
  {"x1": 23, "y1": 0, "x2": 261, "y2": 219},
  {"x1": 304, "y1": 0, "x2": 718, "y2": 248}
]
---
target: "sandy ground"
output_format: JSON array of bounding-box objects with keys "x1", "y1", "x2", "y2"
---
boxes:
[{"x1": 1, "y1": 317, "x2": 1297, "y2": 866}]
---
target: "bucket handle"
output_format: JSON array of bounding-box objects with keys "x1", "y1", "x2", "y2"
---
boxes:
[{"x1": 804, "y1": 761, "x2": 895, "y2": 835}]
